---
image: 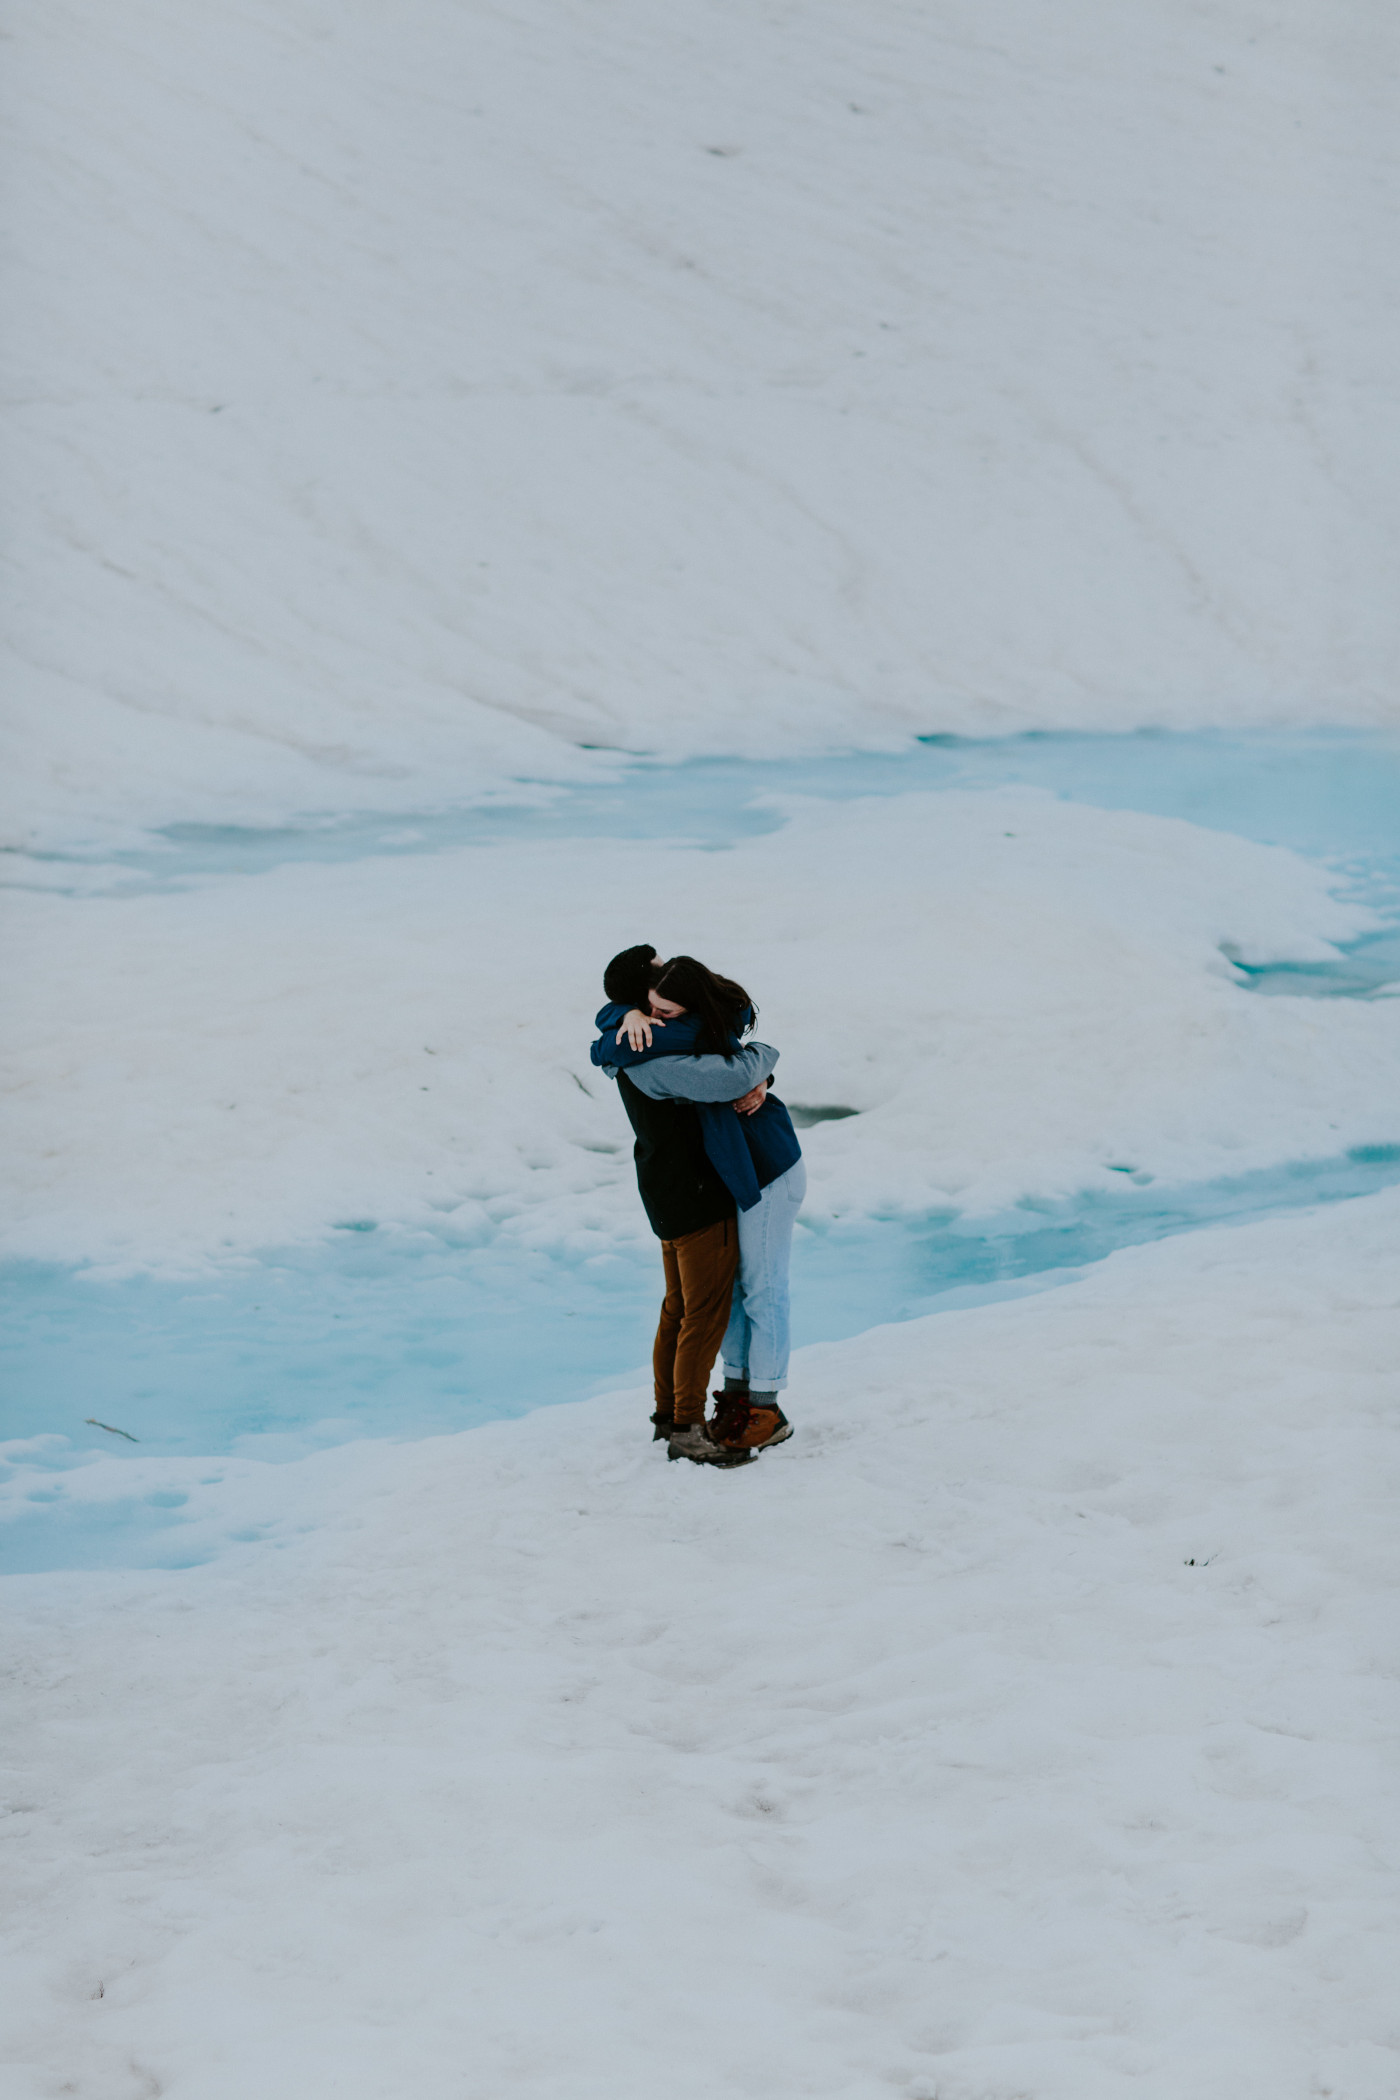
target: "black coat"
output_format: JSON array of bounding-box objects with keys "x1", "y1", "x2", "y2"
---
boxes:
[{"x1": 616, "y1": 1071, "x2": 737, "y2": 1241}]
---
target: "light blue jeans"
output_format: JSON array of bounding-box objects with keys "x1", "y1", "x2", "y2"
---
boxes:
[{"x1": 721, "y1": 1159, "x2": 806, "y2": 1392}]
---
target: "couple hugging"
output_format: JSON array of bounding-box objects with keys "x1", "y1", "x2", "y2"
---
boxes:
[{"x1": 589, "y1": 946, "x2": 806, "y2": 1469}]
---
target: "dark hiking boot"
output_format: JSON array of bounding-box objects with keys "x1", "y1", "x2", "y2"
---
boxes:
[
  {"x1": 710, "y1": 1393, "x2": 793, "y2": 1453},
  {"x1": 667, "y1": 1421, "x2": 754, "y2": 1468},
  {"x1": 650, "y1": 1409, "x2": 674, "y2": 1442},
  {"x1": 710, "y1": 1387, "x2": 750, "y2": 1445}
]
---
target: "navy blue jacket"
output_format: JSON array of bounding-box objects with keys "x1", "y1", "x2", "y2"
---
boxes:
[{"x1": 591, "y1": 1003, "x2": 801, "y2": 1212}]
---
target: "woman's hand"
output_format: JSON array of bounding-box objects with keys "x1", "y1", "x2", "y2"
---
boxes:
[
  {"x1": 616, "y1": 1008, "x2": 662, "y2": 1051},
  {"x1": 732, "y1": 1081, "x2": 768, "y2": 1116}
]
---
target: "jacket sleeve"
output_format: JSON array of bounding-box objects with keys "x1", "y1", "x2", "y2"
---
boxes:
[
  {"x1": 622, "y1": 1042, "x2": 778, "y2": 1102},
  {"x1": 594, "y1": 1012, "x2": 705, "y2": 1069}
]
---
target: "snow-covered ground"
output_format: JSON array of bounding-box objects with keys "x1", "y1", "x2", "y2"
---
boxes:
[
  {"x1": 4, "y1": 0, "x2": 1399, "y2": 848},
  {"x1": 6, "y1": 764, "x2": 1400, "y2": 2087},
  {"x1": 7, "y1": 1190, "x2": 1400, "y2": 2100},
  {"x1": 6, "y1": 0, "x2": 1400, "y2": 2090}
]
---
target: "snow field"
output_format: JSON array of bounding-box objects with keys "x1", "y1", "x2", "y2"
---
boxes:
[
  {"x1": 6, "y1": 0, "x2": 1400, "y2": 2082},
  {"x1": 5, "y1": 1188, "x2": 1399, "y2": 2099},
  {"x1": 4, "y1": 791, "x2": 1395, "y2": 1274},
  {"x1": 5, "y1": 0, "x2": 1399, "y2": 847}
]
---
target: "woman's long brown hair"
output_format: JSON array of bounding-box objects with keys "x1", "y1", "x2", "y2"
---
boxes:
[{"x1": 649, "y1": 955, "x2": 755, "y2": 1057}]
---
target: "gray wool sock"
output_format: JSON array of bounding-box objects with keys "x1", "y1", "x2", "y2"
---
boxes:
[
  {"x1": 723, "y1": 1375, "x2": 749, "y2": 1392},
  {"x1": 748, "y1": 1390, "x2": 778, "y2": 1405}
]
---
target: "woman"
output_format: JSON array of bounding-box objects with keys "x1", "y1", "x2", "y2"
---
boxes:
[{"x1": 591, "y1": 951, "x2": 805, "y2": 1463}]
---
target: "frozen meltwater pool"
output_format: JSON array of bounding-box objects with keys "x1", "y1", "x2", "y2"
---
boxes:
[
  {"x1": 12, "y1": 728, "x2": 1400, "y2": 982},
  {"x1": 12, "y1": 726, "x2": 1400, "y2": 995},
  {"x1": 5, "y1": 729, "x2": 1400, "y2": 1572},
  {"x1": 5, "y1": 1145, "x2": 1400, "y2": 1574}
]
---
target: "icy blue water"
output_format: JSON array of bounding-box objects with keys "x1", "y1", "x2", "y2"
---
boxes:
[
  {"x1": 15, "y1": 723, "x2": 1400, "y2": 903},
  {"x1": 15, "y1": 726, "x2": 1400, "y2": 991},
  {"x1": 4, "y1": 1142, "x2": 1400, "y2": 1576},
  {"x1": 5, "y1": 729, "x2": 1400, "y2": 1572},
  {"x1": 6, "y1": 1142, "x2": 1400, "y2": 1470}
]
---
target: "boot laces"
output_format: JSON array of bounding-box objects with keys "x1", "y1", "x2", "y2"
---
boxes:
[{"x1": 711, "y1": 1391, "x2": 750, "y2": 1444}]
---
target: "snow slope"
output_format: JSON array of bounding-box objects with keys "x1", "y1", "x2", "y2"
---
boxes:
[
  {"x1": 5, "y1": 1189, "x2": 1399, "y2": 2100},
  {"x1": 5, "y1": 791, "x2": 1397, "y2": 1272},
  {"x1": 5, "y1": 0, "x2": 1400, "y2": 847}
]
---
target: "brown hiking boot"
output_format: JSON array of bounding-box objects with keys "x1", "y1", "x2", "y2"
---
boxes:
[{"x1": 709, "y1": 1391, "x2": 793, "y2": 1453}]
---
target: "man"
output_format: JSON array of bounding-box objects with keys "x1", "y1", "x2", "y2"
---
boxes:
[{"x1": 596, "y1": 945, "x2": 778, "y2": 1466}]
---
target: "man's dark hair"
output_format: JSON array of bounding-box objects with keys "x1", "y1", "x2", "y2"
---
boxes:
[
  {"x1": 603, "y1": 944, "x2": 658, "y2": 1007},
  {"x1": 650, "y1": 955, "x2": 755, "y2": 1057}
]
